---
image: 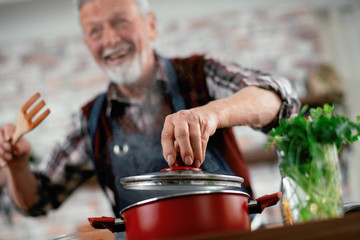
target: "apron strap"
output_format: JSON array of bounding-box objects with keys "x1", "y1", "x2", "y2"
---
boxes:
[
  {"x1": 161, "y1": 57, "x2": 187, "y2": 112},
  {"x1": 87, "y1": 92, "x2": 119, "y2": 215},
  {"x1": 88, "y1": 92, "x2": 107, "y2": 149}
]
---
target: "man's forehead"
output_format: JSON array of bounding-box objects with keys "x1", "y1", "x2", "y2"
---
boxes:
[
  {"x1": 82, "y1": 11, "x2": 127, "y2": 26},
  {"x1": 78, "y1": 0, "x2": 137, "y2": 10},
  {"x1": 79, "y1": 0, "x2": 140, "y2": 21}
]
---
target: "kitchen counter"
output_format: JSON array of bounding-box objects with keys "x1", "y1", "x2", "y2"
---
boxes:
[{"x1": 176, "y1": 212, "x2": 360, "y2": 240}]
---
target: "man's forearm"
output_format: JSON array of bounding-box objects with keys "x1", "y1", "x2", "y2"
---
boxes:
[
  {"x1": 6, "y1": 164, "x2": 39, "y2": 211},
  {"x1": 207, "y1": 86, "x2": 282, "y2": 129}
]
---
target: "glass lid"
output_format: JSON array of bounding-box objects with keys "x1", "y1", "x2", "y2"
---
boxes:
[{"x1": 120, "y1": 166, "x2": 244, "y2": 191}]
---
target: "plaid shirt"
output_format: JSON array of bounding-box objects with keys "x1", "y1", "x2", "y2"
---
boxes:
[{"x1": 25, "y1": 54, "x2": 300, "y2": 216}]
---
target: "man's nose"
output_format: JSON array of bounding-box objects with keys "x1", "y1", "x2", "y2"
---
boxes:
[{"x1": 103, "y1": 24, "x2": 121, "y2": 47}]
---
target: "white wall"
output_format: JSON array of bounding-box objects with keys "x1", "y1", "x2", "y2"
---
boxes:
[
  {"x1": 0, "y1": 0, "x2": 358, "y2": 42},
  {"x1": 0, "y1": 0, "x2": 82, "y2": 43},
  {"x1": 316, "y1": 4, "x2": 360, "y2": 201}
]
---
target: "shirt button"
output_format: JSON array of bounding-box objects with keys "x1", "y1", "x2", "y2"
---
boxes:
[{"x1": 113, "y1": 144, "x2": 129, "y2": 156}]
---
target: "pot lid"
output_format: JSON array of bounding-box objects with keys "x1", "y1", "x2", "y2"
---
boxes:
[{"x1": 120, "y1": 166, "x2": 244, "y2": 191}]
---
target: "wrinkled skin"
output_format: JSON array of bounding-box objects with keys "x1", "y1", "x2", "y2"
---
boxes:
[
  {"x1": 161, "y1": 108, "x2": 218, "y2": 168},
  {"x1": 161, "y1": 86, "x2": 282, "y2": 167}
]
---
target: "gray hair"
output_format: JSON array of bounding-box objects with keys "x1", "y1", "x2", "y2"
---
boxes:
[{"x1": 74, "y1": 0, "x2": 151, "y2": 18}]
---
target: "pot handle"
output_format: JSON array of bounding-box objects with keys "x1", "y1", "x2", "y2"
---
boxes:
[
  {"x1": 88, "y1": 216, "x2": 125, "y2": 233},
  {"x1": 248, "y1": 192, "x2": 282, "y2": 214}
]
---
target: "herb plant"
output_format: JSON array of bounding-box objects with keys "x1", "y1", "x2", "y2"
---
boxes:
[{"x1": 267, "y1": 104, "x2": 360, "y2": 222}]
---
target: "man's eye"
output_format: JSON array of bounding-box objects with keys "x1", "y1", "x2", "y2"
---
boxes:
[
  {"x1": 90, "y1": 28, "x2": 99, "y2": 35},
  {"x1": 114, "y1": 18, "x2": 126, "y2": 26},
  {"x1": 88, "y1": 27, "x2": 102, "y2": 39}
]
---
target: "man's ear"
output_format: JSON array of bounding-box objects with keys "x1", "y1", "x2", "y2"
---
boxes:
[{"x1": 146, "y1": 11, "x2": 157, "y2": 41}]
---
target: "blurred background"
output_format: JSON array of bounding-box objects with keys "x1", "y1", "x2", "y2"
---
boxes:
[{"x1": 0, "y1": 0, "x2": 359, "y2": 239}]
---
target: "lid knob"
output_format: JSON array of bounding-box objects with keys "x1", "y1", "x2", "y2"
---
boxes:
[{"x1": 160, "y1": 166, "x2": 202, "y2": 172}]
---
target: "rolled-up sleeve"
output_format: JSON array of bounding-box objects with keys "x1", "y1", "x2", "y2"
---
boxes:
[{"x1": 204, "y1": 58, "x2": 301, "y2": 131}]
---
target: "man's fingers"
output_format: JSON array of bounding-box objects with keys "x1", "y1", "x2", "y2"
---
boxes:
[
  {"x1": 3, "y1": 124, "x2": 16, "y2": 141},
  {"x1": 174, "y1": 140, "x2": 180, "y2": 153},
  {"x1": 0, "y1": 158, "x2": 7, "y2": 168},
  {"x1": 188, "y1": 122, "x2": 203, "y2": 166},
  {"x1": 0, "y1": 144, "x2": 13, "y2": 163},
  {"x1": 161, "y1": 122, "x2": 176, "y2": 166},
  {"x1": 0, "y1": 126, "x2": 14, "y2": 164},
  {"x1": 162, "y1": 110, "x2": 217, "y2": 168},
  {"x1": 173, "y1": 120, "x2": 194, "y2": 166},
  {"x1": 2, "y1": 142, "x2": 12, "y2": 152}
]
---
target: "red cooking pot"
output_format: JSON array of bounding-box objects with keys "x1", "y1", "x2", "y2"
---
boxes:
[
  {"x1": 89, "y1": 191, "x2": 280, "y2": 240},
  {"x1": 89, "y1": 167, "x2": 281, "y2": 240}
]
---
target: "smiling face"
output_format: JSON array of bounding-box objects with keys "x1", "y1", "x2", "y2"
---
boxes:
[{"x1": 80, "y1": 0, "x2": 157, "y2": 85}]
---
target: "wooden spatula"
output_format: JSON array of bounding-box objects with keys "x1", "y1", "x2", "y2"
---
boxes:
[{"x1": 11, "y1": 92, "x2": 50, "y2": 145}]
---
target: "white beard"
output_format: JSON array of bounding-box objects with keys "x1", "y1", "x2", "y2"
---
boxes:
[{"x1": 103, "y1": 53, "x2": 143, "y2": 86}]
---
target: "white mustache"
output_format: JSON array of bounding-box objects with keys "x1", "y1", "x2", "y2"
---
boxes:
[{"x1": 102, "y1": 44, "x2": 131, "y2": 59}]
